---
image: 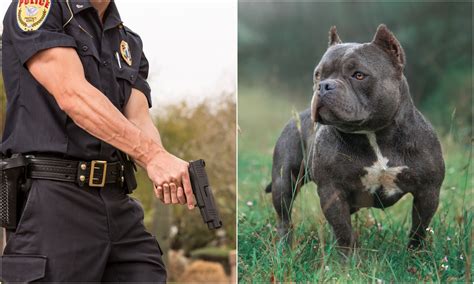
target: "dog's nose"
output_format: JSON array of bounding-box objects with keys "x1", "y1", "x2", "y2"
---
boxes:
[{"x1": 318, "y1": 80, "x2": 337, "y2": 97}]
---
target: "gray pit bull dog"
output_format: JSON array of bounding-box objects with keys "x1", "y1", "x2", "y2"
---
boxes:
[{"x1": 267, "y1": 25, "x2": 445, "y2": 252}]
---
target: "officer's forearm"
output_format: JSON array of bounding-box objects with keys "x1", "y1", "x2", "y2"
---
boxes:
[
  {"x1": 61, "y1": 83, "x2": 163, "y2": 167},
  {"x1": 124, "y1": 88, "x2": 163, "y2": 148},
  {"x1": 130, "y1": 116, "x2": 163, "y2": 148},
  {"x1": 26, "y1": 47, "x2": 162, "y2": 167}
]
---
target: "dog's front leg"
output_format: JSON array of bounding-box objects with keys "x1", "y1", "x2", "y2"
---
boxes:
[
  {"x1": 408, "y1": 189, "x2": 440, "y2": 249},
  {"x1": 318, "y1": 185, "x2": 355, "y2": 254}
]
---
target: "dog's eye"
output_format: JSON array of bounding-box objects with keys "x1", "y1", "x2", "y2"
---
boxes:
[
  {"x1": 352, "y1": 71, "x2": 366, "y2": 80},
  {"x1": 314, "y1": 72, "x2": 320, "y2": 80}
]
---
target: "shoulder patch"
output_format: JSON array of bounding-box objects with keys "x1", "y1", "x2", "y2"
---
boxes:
[{"x1": 17, "y1": 0, "x2": 52, "y2": 32}]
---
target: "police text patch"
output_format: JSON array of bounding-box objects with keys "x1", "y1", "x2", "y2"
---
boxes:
[{"x1": 17, "y1": 0, "x2": 52, "y2": 32}]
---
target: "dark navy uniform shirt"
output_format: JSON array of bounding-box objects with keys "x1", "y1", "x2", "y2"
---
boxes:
[{"x1": 1, "y1": 0, "x2": 152, "y2": 161}]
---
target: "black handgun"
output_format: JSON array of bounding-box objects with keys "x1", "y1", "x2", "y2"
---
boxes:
[{"x1": 188, "y1": 159, "x2": 223, "y2": 230}]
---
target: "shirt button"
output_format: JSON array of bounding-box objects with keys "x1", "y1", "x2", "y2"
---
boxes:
[
  {"x1": 130, "y1": 74, "x2": 135, "y2": 80},
  {"x1": 82, "y1": 45, "x2": 89, "y2": 52},
  {"x1": 102, "y1": 60, "x2": 109, "y2": 67}
]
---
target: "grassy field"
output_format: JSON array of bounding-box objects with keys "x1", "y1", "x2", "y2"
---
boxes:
[{"x1": 237, "y1": 88, "x2": 473, "y2": 282}]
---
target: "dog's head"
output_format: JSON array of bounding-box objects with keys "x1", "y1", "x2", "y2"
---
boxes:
[{"x1": 311, "y1": 25, "x2": 406, "y2": 133}]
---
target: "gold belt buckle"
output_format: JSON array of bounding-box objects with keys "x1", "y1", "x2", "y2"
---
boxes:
[{"x1": 89, "y1": 160, "x2": 107, "y2": 187}]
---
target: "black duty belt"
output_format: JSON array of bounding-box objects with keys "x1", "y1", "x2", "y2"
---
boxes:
[{"x1": 26, "y1": 157, "x2": 125, "y2": 188}]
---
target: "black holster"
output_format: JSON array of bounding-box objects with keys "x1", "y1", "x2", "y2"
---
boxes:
[
  {"x1": 0, "y1": 154, "x2": 29, "y2": 230},
  {"x1": 118, "y1": 151, "x2": 137, "y2": 194}
]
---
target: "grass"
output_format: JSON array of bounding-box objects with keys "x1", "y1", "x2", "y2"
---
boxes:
[{"x1": 237, "y1": 87, "x2": 473, "y2": 282}]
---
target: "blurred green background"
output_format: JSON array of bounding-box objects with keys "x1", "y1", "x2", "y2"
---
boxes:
[{"x1": 238, "y1": 1, "x2": 472, "y2": 282}]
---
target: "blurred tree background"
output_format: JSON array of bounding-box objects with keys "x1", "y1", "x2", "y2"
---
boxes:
[{"x1": 239, "y1": 1, "x2": 472, "y2": 139}]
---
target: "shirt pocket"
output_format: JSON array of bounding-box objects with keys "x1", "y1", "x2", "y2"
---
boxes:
[
  {"x1": 113, "y1": 62, "x2": 139, "y2": 110},
  {"x1": 65, "y1": 24, "x2": 100, "y2": 76}
]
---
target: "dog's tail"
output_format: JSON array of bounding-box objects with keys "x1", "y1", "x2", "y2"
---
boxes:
[{"x1": 264, "y1": 182, "x2": 272, "y2": 193}]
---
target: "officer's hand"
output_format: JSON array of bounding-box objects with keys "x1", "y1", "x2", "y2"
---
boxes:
[{"x1": 146, "y1": 151, "x2": 195, "y2": 210}]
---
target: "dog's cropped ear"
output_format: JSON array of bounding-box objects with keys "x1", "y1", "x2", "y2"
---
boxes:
[
  {"x1": 328, "y1": 26, "x2": 342, "y2": 47},
  {"x1": 372, "y1": 24, "x2": 405, "y2": 71}
]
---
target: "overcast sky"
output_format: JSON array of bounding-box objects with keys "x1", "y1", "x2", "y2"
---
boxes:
[{"x1": 0, "y1": 0, "x2": 237, "y2": 111}]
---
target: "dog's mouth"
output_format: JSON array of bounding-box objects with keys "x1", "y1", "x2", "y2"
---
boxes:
[
  {"x1": 311, "y1": 91, "x2": 343, "y2": 124},
  {"x1": 315, "y1": 105, "x2": 325, "y2": 123},
  {"x1": 310, "y1": 91, "x2": 319, "y2": 124},
  {"x1": 311, "y1": 90, "x2": 369, "y2": 130},
  {"x1": 316, "y1": 104, "x2": 368, "y2": 130},
  {"x1": 312, "y1": 94, "x2": 333, "y2": 125}
]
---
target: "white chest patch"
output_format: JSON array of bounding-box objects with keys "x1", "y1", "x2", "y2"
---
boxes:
[{"x1": 360, "y1": 133, "x2": 408, "y2": 196}]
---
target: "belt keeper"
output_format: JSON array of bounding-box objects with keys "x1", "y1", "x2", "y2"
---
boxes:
[{"x1": 77, "y1": 161, "x2": 88, "y2": 187}]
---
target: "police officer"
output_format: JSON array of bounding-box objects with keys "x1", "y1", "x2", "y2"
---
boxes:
[{"x1": 1, "y1": 0, "x2": 196, "y2": 282}]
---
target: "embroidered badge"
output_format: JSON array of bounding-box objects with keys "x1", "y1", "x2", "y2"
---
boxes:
[
  {"x1": 120, "y1": 40, "x2": 132, "y2": 66},
  {"x1": 17, "y1": 0, "x2": 52, "y2": 32}
]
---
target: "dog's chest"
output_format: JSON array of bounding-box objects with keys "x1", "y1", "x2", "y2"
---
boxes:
[
  {"x1": 359, "y1": 133, "x2": 408, "y2": 197},
  {"x1": 312, "y1": 128, "x2": 410, "y2": 199}
]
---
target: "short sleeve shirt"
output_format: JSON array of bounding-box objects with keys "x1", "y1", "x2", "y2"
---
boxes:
[{"x1": 1, "y1": 0, "x2": 152, "y2": 161}]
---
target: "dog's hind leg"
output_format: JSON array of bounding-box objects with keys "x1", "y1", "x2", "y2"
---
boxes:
[
  {"x1": 271, "y1": 161, "x2": 306, "y2": 245},
  {"x1": 271, "y1": 174, "x2": 292, "y2": 243},
  {"x1": 269, "y1": 110, "x2": 314, "y2": 246},
  {"x1": 266, "y1": 123, "x2": 309, "y2": 242}
]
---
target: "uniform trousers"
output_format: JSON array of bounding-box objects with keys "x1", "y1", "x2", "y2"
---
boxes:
[{"x1": 1, "y1": 179, "x2": 167, "y2": 282}]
